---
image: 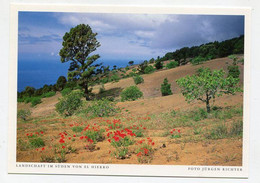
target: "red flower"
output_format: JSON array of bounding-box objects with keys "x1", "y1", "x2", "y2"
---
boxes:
[
  {"x1": 152, "y1": 142, "x2": 155, "y2": 146},
  {"x1": 173, "y1": 129, "x2": 176, "y2": 131},
  {"x1": 144, "y1": 148, "x2": 149, "y2": 155},
  {"x1": 41, "y1": 147, "x2": 45, "y2": 151},
  {"x1": 178, "y1": 129, "x2": 181, "y2": 133},
  {"x1": 40, "y1": 131, "x2": 44, "y2": 134},
  {"x1": 73, "y1": 135, "x2": 76, "y2": 137},
  {"x1": 108, "y1": 139, "x2": 111, "y2": 143},
  {"x1": 36, "y1": 148, "x2": 39, "y2": 151},
  {"x1": 62, "y1": 145, "x2": 66, "y2": 149},
  {"x1": 68, "y1": 137, "x2": 71, "y2": 140},
  {"x1": 26, "y1": 133, "x2": 29, "y2": 136},
  {"x1": 137, "y1": 152, "x2": 142, "y2": 157},
  {"x1": 59, "y1": 139, "x2": 65, "y2": 143},
  {"x1": 80, "y1": 136, "x2": 84, "y2": 140},
  {"x1": 170, "y1": 131, "x2": 173, "y2": 134}
]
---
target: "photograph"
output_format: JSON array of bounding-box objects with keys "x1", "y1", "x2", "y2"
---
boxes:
[{"x1": 8, "y1": 4, "x2": 250, "y2": 178}]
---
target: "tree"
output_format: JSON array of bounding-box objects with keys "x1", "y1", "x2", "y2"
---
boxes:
[
  {"x1": 24, "y1": 86, "x2": 35, "y2": 97},
  {"x1": 128, "y1": 61, "x2": 134, "y2": 66},
  {"x1": 161, "y1": 78, "x2": 172, "y2": 96},
  {"x1": 56, "y1": 76, "x2": 67, "y2": 91},
  {"x1": 176, "y1": 68, "x2": 241, "y2": 113},
  {"x1": 154, "y1": 60, "x2": 163, "y2": 70},
  {"x1": 137, "y1": 61, "x2": 148, "y2": 74},
  {"x1": 59, "y1": 24, "x2": 108, "y2": 100}
]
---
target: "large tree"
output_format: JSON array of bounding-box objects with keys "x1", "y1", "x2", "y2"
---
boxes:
[
  {"x1": 176, "y1": 68, "x2": 241, "y2": 113},
  {"x1": 59, "y1": 24, "x2": 107, "y2": 100}
]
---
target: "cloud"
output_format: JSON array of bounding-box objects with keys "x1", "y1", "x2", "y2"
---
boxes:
[{"x1": 18, "y1": 12, "x2": 244, "y2": 62}]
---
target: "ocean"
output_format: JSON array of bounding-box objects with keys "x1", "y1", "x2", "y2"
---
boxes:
[{"x1": 18, "y1": 59, "x2": 130, "y2": 92}]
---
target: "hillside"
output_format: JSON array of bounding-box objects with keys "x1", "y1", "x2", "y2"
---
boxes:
[
  {"x1": 16, "y1": 56, "x2": 244, "y2": 166},
  {"x1": 19, "y1": 56, "x2": 243, "y2": 117}
]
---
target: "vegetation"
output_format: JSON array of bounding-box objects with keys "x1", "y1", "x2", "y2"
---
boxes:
[
  {"x1": 144, "y1": 65, "x2": 155, "y2": 74},
  {"x1": 176, "y1": 68, "x2": 241, "y2": 112},
  {"x1": 41, "y1": 91, "x2": 56, "y2": 98},
  {"x1": 165, "y1": 61, "x2": 178, "y2": 69},
  {"x1": 133, "y1": 75, "x2": 144, "y2": 85},
  {"x1": 61, "y1": 88, "x2": 72, "y2": 96},
  {"x1": 86, "y1": 98, "x2": 118, "y2": 118},
  {"x1": 55, "y1": 90, "x2": 83, "y2": 116},
  {"x1": 120, "y1": 86, "x2": 143, "y2": 101},
  {"x1": 161, "y1": 78, "x2": 172, "y2": 96},
  {"x1": 59, "y1": 24, "x2": 109, "y2": 100},
  {"x1": 56, "y1": 76, "x2": 67, "y2": 91},
  {"x1": 17, "y1": 109, "x2": 31, "y2": 121}
]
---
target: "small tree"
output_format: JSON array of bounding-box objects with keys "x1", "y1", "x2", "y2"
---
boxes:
[
  {"x1": 121, "y1": 86, "x2": 143, "y2": 101},
  {"x1": 137, "y1": 61, "x2": 148, "y2": 74},
  {"x1": 133, "y1": 75, "x2": 144, "y2": 85},
  {"x1": 128, "y1": 61, "x2": 134, "y2": 66},
  {"x1": 176, "y1": 68, "x2": 241, "y2": 113},
  {"x1": 161, "y1": 78, "x2": 172, "y2": 96},
  {"x1": 154, "y1": 60, "x2": 163, "y2": 70},
  {"x1": 56, "y1": 76, "x2": 67, "y2": 91}
]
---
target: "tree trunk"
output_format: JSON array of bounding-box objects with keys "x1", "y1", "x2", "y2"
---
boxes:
[
  {"x1": 206, "y1": 93, "x2": 211, "y2": 113},
  {"x1": 84, "y1": 84, "x2": 90, "y2": 101}
]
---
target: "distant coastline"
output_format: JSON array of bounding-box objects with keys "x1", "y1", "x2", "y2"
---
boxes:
[{"x1": 18, "y1": 59, "x2": 131, "y2": 92}]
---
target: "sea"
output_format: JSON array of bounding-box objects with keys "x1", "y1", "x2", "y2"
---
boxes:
[{"x1": 18, "y1": 59, "x2": 131, "y2": 92}]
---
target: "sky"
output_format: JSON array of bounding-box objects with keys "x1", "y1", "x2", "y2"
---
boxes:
[{"x1": 18, "y1": 12, "x2": 244, "y2": 65}]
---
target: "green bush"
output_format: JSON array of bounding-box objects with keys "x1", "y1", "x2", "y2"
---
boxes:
[
  {"x1": 30, "y1": 97, "x2": 42, "y2": 107},
  {"x1": 166, "y1": 61, "x2": 178, "y2": 69},
  {"x1": 41, "y1": 91, "x2": 56, "y2": 98},
  {"x1": 61, "y1": 88, "x2": 72, "y2": 96},
  {"x1": 17, "y1": 109, "x2": 31, "y2": 121},
  {"x1": 133, "y1": 75, "x2": 144, "y2": 85},
  {"x1": 56, "y1": 90, "x2": 83, "y2": 116},
  {"x1": 161, "y1": 78, "x2": 172, "y2": 96},
  {"x1": 87, "y1": 98, "x2": 118, "y2": 118},
  {"x1": 191, "y1": 56, "x2": 207, "y2": 65},
  {"x1": 72, "y1": 126, "x2": 84, "y2": 133},
  {"x1": 29, "y1": 137, "x2": 45, "y2": 148},
  {"x1": 121, "y1": 86, "x2": 143, "y2": 101},
  {"x1": 110, "y1": 74, "x2": 120, "y2": 82},
  {"x1": 228, "y1": 65, "x2": 240, "y2": 79},
  {"x1": 144, "y1": 65, "x2": 155, "y2": 74}
]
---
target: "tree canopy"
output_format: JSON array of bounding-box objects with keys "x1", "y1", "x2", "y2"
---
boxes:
[
  {"x1": 176, "y1": 67, "x2": 241, "y2": 112},
  {"x1": 59, "y1": 24, "x2": 108, "y2": 100}
]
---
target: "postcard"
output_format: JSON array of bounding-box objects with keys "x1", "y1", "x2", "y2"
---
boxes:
[{"x1": 8, "y1": 4, "x2": 250, "y2": 178}]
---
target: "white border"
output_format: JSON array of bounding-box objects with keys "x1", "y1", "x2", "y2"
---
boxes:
[{"x1": 8, "y1": 4, "x2": 251, "y2": 178}]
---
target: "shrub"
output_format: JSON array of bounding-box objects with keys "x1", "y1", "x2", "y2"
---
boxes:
[
  {"x1": 205, "y1": 123, "x2": 228, "y2": 139},
  {"x1": 144, "y1": 65, "x2": 155, "y2": 74},
  {"x1": 17, "y1": 109, "x2": 31, "y2": 121},
  {"x1": 230, "y1": 120, "x2": 243, "y2": 137},
  {"x1": 30, "y1": 97, "x2": 42, "y2": 107},
  {"x1": 41, "y1": 91, "x2": 56, "y2": 98},
  {"x1": 166, "y1": 61, "x2": 178, "y2": 69},
  {"x1": 228, "y1": 65, "x2": 240, "y2": 79},
  {"x1": 129, "y1": 72, "x2": 137, "y2": 77},
  {"x1": 87, "y1": 98, "x2": 118, "y2": 118},
  {"x1": 121, "y1": 86, "x2": 143, "y2": 101},
  {"x1": 55, "y1": 90, "x2": 83, "y2": 116},
  {"x1": 154, "y1": 60, "x2": 163, "y2": 70},
  {"x1": 61, "y1": 88, "x2": 72, "y2": 96},
  {"x1": 110, "y1": 74, "x2": 120, "y2": 82},
  {"x1": 133, "y1": 75, "x2": 144, "y2": 85},
  {"x1": 161, "y1": 78, "x2": 172, "y2": 96},
  {"x1": 99, "y1": 84, "x2": 105, "y2": 94},
  {"x1": 191, "y1": 56, "x2": 207, "y2": 65},
  {"x1": 29, "y1": 137, "x2": 45, "y2": 148},
  {"x1": 72, "y1": 126, "x2": 84, "y2": 133}
]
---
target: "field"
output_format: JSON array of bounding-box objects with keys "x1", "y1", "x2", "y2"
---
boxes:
[{"x1": 17, "y1": 56, "x2": 244, "y2": 165}]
